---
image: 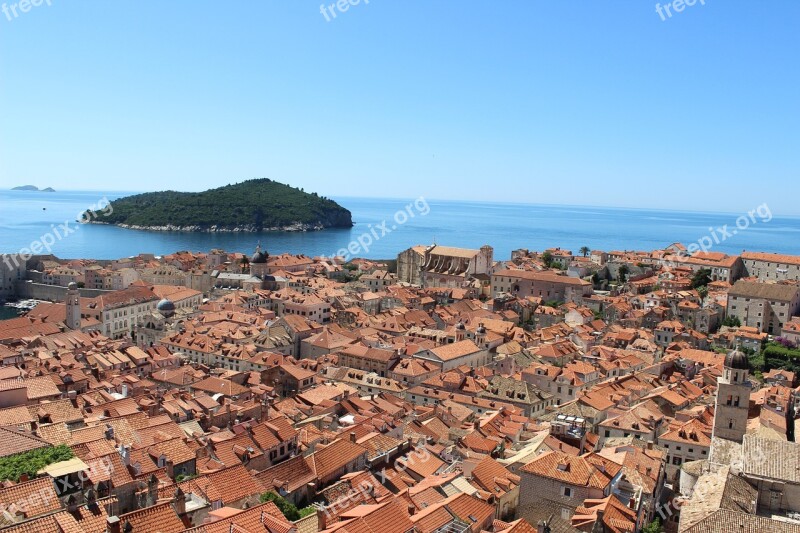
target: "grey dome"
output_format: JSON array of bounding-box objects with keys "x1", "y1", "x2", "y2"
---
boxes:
[
  {"x1": 67, "y1": 282, "x2": 78, "y2": 290},
  {"x1": 725, "y1": 348, "x2": 749, "y2": 370},
  {"x1": 250, "y1": 244, "x2": 268, "y2": 264},
  {"x1": 157, "y1": 298, "x2": 176, "y2": 312}
]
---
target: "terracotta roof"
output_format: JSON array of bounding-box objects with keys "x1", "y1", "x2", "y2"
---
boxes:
[
  {"x1": 307, "y1": 438, "x2": 367, "y2": 481},
  {"x1": 520, "y1": 450, "x2": 619, "y2": 490},
  {"x1": 117, "y1": 501, "x2": 185, "y2": 532},
  {"x1": 0, "y1": 427, "x2": 50, "y2": 458},
  {"x1": 0, "y1": 477, "x2": 62, "y2": 518}
]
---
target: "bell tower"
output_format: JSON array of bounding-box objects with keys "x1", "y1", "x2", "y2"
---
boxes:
[
  {"x1": 712, "y1": 348, "x2": 751, "y2": 443},
  {"x1": 249, "y1": 242, "x2": 269, "y2": 278},
  {"x1": 65, "y1": 282, "x2": 81, "y2": 330}
]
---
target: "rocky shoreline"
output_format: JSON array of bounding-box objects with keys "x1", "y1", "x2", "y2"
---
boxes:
[{"x1": 84, "y1": 221, "x2": 346, "y2": 232}]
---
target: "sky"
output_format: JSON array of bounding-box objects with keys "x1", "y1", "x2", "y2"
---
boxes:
[{"x1": 1, "y1": 1, "x2": 798, "y2": 214}]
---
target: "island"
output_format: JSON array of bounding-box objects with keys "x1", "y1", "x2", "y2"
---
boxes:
[
  {"x1": 83, "y1": 178, "x2": 353, "y2": 232},
  {"x1": 11, "y1": 185, "x2": 55, "y2": 191}
]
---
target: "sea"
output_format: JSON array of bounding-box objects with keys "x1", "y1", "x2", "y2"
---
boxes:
[{"x1": 1, "y1": 189, "x2": 799, "y2": 262}]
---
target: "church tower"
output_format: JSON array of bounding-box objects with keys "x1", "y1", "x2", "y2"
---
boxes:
[
  {"x1": 712, "y1": 347, "x2": 751, "y2": 443},
  {"x1": 249, "y1": 243, "x2": 269, "y2": 279},
  {"x1": 65, "y1": 282, "x2": 81, "y2": 330}
]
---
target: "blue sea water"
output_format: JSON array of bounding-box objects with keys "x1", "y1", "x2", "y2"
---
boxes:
[{"x1": 0, "y1": 189, "x2": 798, "y2": 261}]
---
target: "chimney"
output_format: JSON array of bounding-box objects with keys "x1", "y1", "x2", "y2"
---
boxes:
[
  {"x1": 119, "y1": 445, "x2": 131, "y2": 466},
  {"x1": 408, "y1": 505, "x2": 416, "y2": 516},
  {"x1": 66, "y1": 495, "x2": 78, "y2": 513},
  {"x1": 350, "y1": 432, "x2": 356, "y2": 443},
  {"x1": 107, "y1": 516, "x2": 121, "y2": 533},
  {"x1": 147, "y1": 474, "x2": 158, "y2": 506},
  {"x1": 173, "y1": 487, "x2": 186, "y2": 515}
]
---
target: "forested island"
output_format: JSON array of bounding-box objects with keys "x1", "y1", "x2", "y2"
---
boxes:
[
  {"x1": 11, "y1": 185, "x2": 55, "y2": 191},
  {"x1": 84, "y1": 179, "x2": 353, "y2": 232}
]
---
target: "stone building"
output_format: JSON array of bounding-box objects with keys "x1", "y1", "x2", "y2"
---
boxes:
[
  {"x1": 726, "y1": 280, "x2": 800, "y2": 334},
  {"x1": 491, "y1": 269, "x2": 592, "y2": 303},
  {"x1": 741, "y1": 251, "x2": 800, "y2": 282},
  {"x1": 397, "y1": 245, "x2": 426, "y2": 286},
  {"x1": 398, "y1": 244, "x2": 493, "y2": 288}
]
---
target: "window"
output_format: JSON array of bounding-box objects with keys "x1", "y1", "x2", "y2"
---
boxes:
[{"x1": 562, "y1": 487, "x2": 572, "y2": 497}]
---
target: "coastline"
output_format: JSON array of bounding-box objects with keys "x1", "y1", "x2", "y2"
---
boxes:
[{"x1": 84, "y1": 220, "x2": 354, "y2": 233}]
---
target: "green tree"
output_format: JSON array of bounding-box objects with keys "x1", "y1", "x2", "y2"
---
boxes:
[
  {"x1": 696, "y1": 285, "x2": 708, "y2": 305},
  {"x1": 0, "y1": 445, "x2": 74, "y2": 482},
  {"x1": 579, "y1": 246, "x2": 590, "y2": 257},
  {"x1": 541, "y1": 251, "x2": 554, "y2": 268},
  {"x1": 722, "y1": 315, "x2": 742, "y2": 328},
  {"x1": 642, "y1": 518, "x2": 665, "y2": 533},
  {"x1": 618, "y1": 264, "x2": 629, "y2": 282},
  {"x1": 691, "y1": 268, "x2": 712, "y2": 289},
  {"x1": 259, "y1": 491, "x2": 315, "y2": 521}
]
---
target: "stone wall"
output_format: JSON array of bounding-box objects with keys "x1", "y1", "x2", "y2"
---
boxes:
[{"x1": 14, "y1": 280, "x2": 110, "y2": 301}]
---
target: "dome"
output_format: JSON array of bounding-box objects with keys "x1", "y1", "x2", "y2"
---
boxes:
[
  {"x1": 476, "y1": 323, "x2": 487, "y2": 335},
  {"x1": 250, "y1": 244, "x2": 268, "y2": 264},
  {"x1": 724, "y1": 348, "x2": 749, "y2": 370},
  {"x1": 67, "y1": 282, "x2": 78, "y2": 290},
  {"x1": 157, "y1": 298, "x2": 176, "y2": 312},
  {"x1": 455, "y1": 321, "x2": 466, "y2": 331}
]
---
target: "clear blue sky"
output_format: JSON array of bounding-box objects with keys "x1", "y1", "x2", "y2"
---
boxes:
[{"x1": 1, "y1": 1, "x2": 798, "y2": 213}]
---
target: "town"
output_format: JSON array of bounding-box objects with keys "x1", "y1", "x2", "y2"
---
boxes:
[{"x1": 0, "y1": 241, "x2": 798, "y2": 533}]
